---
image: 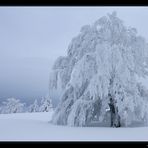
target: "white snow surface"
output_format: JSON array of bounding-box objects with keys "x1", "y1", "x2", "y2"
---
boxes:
[{"x1": 0, "y1": 111, "x2": 148, "y2": 141}]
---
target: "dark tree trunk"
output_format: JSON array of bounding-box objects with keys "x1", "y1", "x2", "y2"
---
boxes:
[{"x1": 108, "y1": 95, "x2": 121, "y2": 128}]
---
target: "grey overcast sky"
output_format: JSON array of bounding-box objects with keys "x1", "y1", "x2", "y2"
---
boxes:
[{"x1": 0, "y1": 7, "x2": 148, "y2": 103}]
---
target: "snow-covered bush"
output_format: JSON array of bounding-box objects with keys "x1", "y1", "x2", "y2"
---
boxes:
[
  {"x1": 39, "y1": 95, "x2": 52, "y2": 112},
  {"x1": 1, "y1": 98, "x2": 25, "y2": 114},
  {"x1": 28, "y1": 99, "x2": 39, "y2": 112}
]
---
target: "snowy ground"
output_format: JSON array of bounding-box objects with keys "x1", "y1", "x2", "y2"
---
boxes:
[{"x1": 0, "y1": 111, "x2": 148, "y2": 141}]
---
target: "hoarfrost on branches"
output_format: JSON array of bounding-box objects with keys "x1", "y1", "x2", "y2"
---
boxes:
[{"x1": 50, "y1": 12, "x2": 148, "y2": 127}]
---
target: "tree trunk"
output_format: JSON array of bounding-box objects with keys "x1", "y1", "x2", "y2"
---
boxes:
[{"x1": 108, "y1": 96, "x2": 121, "y2": 127}]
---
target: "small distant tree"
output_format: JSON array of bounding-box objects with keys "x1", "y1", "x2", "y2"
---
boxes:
[
  {"x1": 29, "y1": 99, "x2": 39, "y2": 112},
  {"x1": 39, "y1": 95, "x2": 52, "y2": 112},
  {"x1": 1, "y1": 98, "x2": 25, "y2": 114}
]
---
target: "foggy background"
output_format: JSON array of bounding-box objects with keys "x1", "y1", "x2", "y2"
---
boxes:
[{"x1": 0, "y1": 7, "x2": 148, "y2": 104}]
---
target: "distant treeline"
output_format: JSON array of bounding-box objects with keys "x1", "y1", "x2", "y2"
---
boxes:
[{"x1": 0, "y1": 96, "x2": 52, "y2": 114}]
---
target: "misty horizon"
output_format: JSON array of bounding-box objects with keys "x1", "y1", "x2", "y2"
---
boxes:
[{"x1": 1, "y1": 7, "x2": 148, "y2": 104}]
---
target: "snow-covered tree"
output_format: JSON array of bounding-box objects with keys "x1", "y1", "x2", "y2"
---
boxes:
[
  {"x1": 39, "y1": 95, "x2": 52, "y2": 112},
  {"x1": 50, "y1": 12, "x2": 148, "y2": 127},
  {"x1": 1, "y1": 98, "x2": 25, "y2": 114},
  {"x1": 29, "y1": 99, "x2": 39, "y2": 112}
]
